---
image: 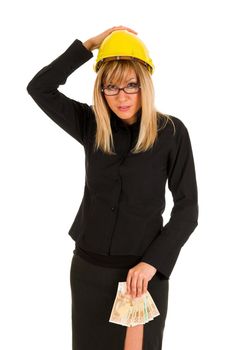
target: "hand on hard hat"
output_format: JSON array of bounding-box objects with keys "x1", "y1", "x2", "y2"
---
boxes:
[
  {"x1": 83, "y1": 26, "x2": 138, "y2": 51},
  {"x1": 93, "y1": 29, "x2": 155, "y2": 74}
]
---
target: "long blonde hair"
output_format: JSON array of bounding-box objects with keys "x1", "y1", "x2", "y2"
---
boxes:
[{"x1": 92, "y1": 59, "x2": 175, "y2": 155}]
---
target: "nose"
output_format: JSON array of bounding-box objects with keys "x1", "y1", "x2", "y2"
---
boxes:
[{"x1": 117, "y1": 89, "x2": 128, "y2": 100}]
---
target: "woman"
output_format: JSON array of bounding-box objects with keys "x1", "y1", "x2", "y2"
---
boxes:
[{"x1": 27, "y1": 26, "x2": 199, "y2": 350}]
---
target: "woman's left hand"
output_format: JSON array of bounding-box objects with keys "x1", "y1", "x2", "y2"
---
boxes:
[{"x1": 126, "y1": 262, "x2": 157, "y2": 298}]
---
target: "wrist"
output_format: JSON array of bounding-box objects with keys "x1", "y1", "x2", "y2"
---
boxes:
[{"x1": 83, "y1": 39, "x2": 94, "y2": 51}]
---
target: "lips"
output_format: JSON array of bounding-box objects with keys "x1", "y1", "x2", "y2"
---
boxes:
[{"x1": 118, "y1": 106, "x2": 131, "y2": 111}]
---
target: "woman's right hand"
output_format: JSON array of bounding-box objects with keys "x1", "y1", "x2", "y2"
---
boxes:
[{"x1": 83, "y1": 26, "x2": 138, "y2": 51}]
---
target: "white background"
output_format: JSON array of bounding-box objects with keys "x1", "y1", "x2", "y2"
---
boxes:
[{"x1": 1, "y1": 0, "x2": 233, "y2": 349}]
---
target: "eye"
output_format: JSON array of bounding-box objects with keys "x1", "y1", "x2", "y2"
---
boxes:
[
  {"x1": 105, "y1": 84, "x2": 117, "y2": 91},
  {"x1": 127, "y1": 82, "x2": 138, "y2": 88}
]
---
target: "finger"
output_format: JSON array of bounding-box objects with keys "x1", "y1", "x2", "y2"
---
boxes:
[
  {"x1": 124, "y1": 27, "x2": 138, "y2": 34},
  {"x1": 120, "y1": 27, "x2": 138, "y2": 35},
  {"x1": 136, "y1": 275, "x2": 143, "y2": 298},
  {"x1": 131, "y1": 276, "x2": 138, "y2": 298},
  {"x1": 126, "y1": 272, "x2": 132, "y2": 295},
  {"x1": 109, "y1": 26, "x2": 138, "y2": 35},
  {"x1": 142, "y1": 279, "x2": 148, "y2": 295}
]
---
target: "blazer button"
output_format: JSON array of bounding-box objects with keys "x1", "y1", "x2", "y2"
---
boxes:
[{"x1": 111, "y1": 206, "x2": 115, "y2": 211}]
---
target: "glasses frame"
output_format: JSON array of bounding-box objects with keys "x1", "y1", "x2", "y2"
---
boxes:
[{"x1": 101, "y1": 83, "x2": 141, "y2": 96}]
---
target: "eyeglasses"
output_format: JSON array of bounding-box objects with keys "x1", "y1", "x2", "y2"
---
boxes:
[{"x1": 101, "y1": 82, "x2": 141, "y2": 96}]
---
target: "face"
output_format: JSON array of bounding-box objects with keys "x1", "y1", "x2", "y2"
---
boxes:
[{"x1": 103, "y1": 69, "x2": 141, "y2": 125}]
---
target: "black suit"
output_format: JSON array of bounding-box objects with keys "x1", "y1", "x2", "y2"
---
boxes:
[{"x1": 27, "y1": 39, "x2": 199, "y2": 280}]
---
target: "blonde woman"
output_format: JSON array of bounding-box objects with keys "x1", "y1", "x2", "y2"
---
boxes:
[{"x1": 27, "y1": 26, "x2": 199, "y2": 350}]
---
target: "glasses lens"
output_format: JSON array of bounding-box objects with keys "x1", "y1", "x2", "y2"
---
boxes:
[
  {"x1": 124, "y1": 83, "x2": 140, "y2": 93},
  {"x1": 105, "y1": 90, "x2": 118, "y2": 96},
  {"x1": 103, "y1": 85, "x2": 118, "y2": 96}
]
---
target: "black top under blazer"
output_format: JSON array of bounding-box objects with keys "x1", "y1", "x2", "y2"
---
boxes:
[{"x1": 26, "y1": 39, "x2": 199, "y2": 280}]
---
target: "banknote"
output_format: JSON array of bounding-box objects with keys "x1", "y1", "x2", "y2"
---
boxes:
[{"x1": 109, "y1": 281, "x2": 160, "y2": 327}]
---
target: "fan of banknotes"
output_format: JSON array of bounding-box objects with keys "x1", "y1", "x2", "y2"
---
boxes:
[{"x1": 109, "y1": 281, "x2": 160, "y2": 327}]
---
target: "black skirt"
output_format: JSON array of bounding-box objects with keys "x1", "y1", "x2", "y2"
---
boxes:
[{"x1": 70, "y1": 250, "x2": 169, "y2": 350}]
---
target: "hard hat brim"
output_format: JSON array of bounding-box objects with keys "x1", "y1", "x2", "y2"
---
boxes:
[{"x1": 94, "y1": 55, "x2": 154, "y2": 74}]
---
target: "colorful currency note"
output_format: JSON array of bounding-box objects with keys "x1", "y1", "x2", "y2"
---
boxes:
[{"x1": 109, "y1": 281, "x2": 160, "y2": 327}]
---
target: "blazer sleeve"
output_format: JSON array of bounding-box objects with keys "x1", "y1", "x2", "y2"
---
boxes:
[
  {"x1": 141, "y1": 119, "x2": 199, "y2": 279},
  {"x1": 26, "y1": 39, "x2": 94, "y2": 146}
]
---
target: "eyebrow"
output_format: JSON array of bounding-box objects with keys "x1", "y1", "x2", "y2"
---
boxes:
[
  {"x1": 107, "y1": 77, "x2": 137, "y2": 84},
  {"x1": 126, "y1": 77, "x2": 137, "y2": 81}
]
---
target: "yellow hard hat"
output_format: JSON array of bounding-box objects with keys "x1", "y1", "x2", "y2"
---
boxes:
[{"x1": 93, "y1": 30, "x2": 155, "y2": 74}]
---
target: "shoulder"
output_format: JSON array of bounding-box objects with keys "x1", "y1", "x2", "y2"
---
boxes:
[
  {"x1": 157, "y1": 113, "x2": 192, "y2": 153},
  {"x1": 157, "y1": 112, "x2": 189, "y2": 138}
]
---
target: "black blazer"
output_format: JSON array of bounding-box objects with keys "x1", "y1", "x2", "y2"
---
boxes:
[{"x1": 26, "y1": 39, "x2": 199, "y2": 280}]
